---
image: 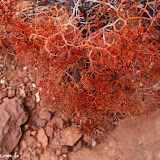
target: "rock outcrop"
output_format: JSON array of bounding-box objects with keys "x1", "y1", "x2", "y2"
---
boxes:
[{"x1": 0, "y1": 98, "x2": 28, "y2": 159}]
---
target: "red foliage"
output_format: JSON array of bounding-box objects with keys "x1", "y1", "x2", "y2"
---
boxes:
[
  {"x1": 10, "y1": 1, "x2": 160, "y2": 134},
  {"x1": 0, "y1": 0, "x2": 18, "y2": 48}
]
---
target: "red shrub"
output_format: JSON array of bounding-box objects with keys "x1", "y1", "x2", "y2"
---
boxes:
[
  {"x1": 0, "y1": 0, "x2": 18, "y2": 48},
  {"x1": 10, "y1": 1, "x2": 160, "y2": 134}
]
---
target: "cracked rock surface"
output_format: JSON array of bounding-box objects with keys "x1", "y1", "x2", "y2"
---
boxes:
[{"x1": 0, "y1": 98, "x2": 28, "y2": 159}]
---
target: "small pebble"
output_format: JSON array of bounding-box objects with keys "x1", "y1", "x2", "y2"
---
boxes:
[
  {"x1": 0, "y1": 91, "x2": 7, "y2": 99},
  {"x1": 31, "y1": 131, "x2": 37, "y2": 136},
  {"x1": 39, "y1": 87, "x2": 42, "y2": 91},
  {"x1": 35, "y1": 92, "x2": 40, "y2": 102},
  {"x1": 23, "y1": 66, "x2": 27, "y2": 70},
  {"x1": 1, "y1": 84, "x2": 6, "y2": 89},
  {"x1": 28, "y1": 73, "x2": 36, "y2": 81},
  {"x1": 76, "y1": 140, "x2": 83, "y2": 150},
  {"x1": 32, "y1": 83, "x2": 36, "y2": 88},
  {"x1": 62, "y1": 154, "x2": 67, "y2": 158},
  {"x1": 92, "y1": 140, "x2": 97, "y2": 147},
  {"x1": 3, "y1": 97, "x2": 9, "y2": 102},
  {"x1": 32, "y1": 95, "x2": 36, "y2": 102},
  {"x1": 37, "y1": 142, "x2": 42, "y2": 148},
  {"x1": 36, "y1": 118, "x2": 46, "y2": 128},
  {"x1": 37, "y1": 128, "x2": 48, "y2": 148},
  {"x1": 18, "y1": 69, "x2": 27, "y2": 77},
  {"x1": 55, "y1": 149, "x2": 61, "y2": 156},
  {"x1": 11, "y1": 65, "x2": 15, "y2": 70},
  {"x1": 36, "y1": 148, "x2": 42, "y2": 154},
  {"x1": 20, "y1": 83, "x2": 25, "y2": 88},
  {"x1": 113, "y1": 120, "x2": 118, "y2": 125},
  {"x1": 62, "y1": 146, "x2": 69, "y2": 153},
  {"x1": 8, "y1": 89, "x2": 16, "y2": 98},
  {"x1": 19, "y1": 88, "x2": 26, "y2": 98},
  {"x1": 23, "y1": 124, "x2": 29, "y2": 130},
  {"x1": 0, "y1": 79, "x2": 5, "y2": 84},
  {"x1": 23, "y1": 77, "x2": 30, "y2": 83}
]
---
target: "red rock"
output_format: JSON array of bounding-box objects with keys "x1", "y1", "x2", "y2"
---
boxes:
[
  {"x1": 37, "y1": 128, "x2": 48, "y2": 148},
  {"x1": 8, "y1": 89, "x2": 16, "y2": 98},
  {"x1": 19, "y1": 140, "x2": 27, "y2": 151},
  {"x1": 51, "y1": 116, "x2": 64, "y2": 129},
  {"x1": 39, "y1": 109, "x2": 52, "y2": 121},
  {"x1": 28, "y1": 73, "x2": 36, "y2": 81},
  {"x1": 76, "y1": 140, "x2": 83, "y2": 150},
  {"x1": 55, "y1": 149, "x2": 61, "y2": 156},
  {"x1": 22, "y1": 150, "x2": 31, "y2": 159},
  {"x1": 36, "y1": 148, "x2": 42, "y2": 155},
  {"x1": 0, "y1": 98, "x2": 28, "y2": 158},
  {"x1": 62, "y1": 146, "x2": 69, "y2": 153},
  {"x1": 36, "y1": 118, "x2": 47, "y2": 128},
  {"x1": 37, "y1": 142, "x2": 42, "y2": 148},
  {"x1": 1, "y1": 84, "x2": 5, "y2": 89},
  {"x1": 83, "y1": 135, "x2": 92, "y2": 145},
  {"x1": 32, "y1": 95, "x2": 36, "y2": 102},
  {"x1": 2, "y1": 97, "x2": 9, "y2": 102},
  {"x1": 23, "y1": 130, "x2": 31, "y2": 140},
  {"x1": 45, "y1": 125, "x2": 54, "y2": 138},
  {"x1": 31, "y1": 131, "x2": 37, "y2": 136},
  {"x1": 23, "y1": 76, "x2": 30, "y2": 83},
  {"x1": 17, "y1": 69, "x2": 27, "y2": 78},
  {"x1": 25, "y1": 136, "x2": 35, "y2": 146},
  {"x1": 24, "y1": 100, "x2": 35, "y2": 110},
  {"x1": 61, "y1": 114, "x2": 69, "y2": 122},
  {"x1": 0, "y1": 91, "x2": 7, "y2": 99},
  {"x1": 0, "y1": 99, "x2": 3, "y2": 104},
  {"x1": 31, "y1": 150, "x2": 37, "y2": 158},
  {"x1": 19, "y1": 88, "x2": 26, "y2": 98},
  {"x1": 61, "y1": 126, "x2": 82, "y2": 146}
]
